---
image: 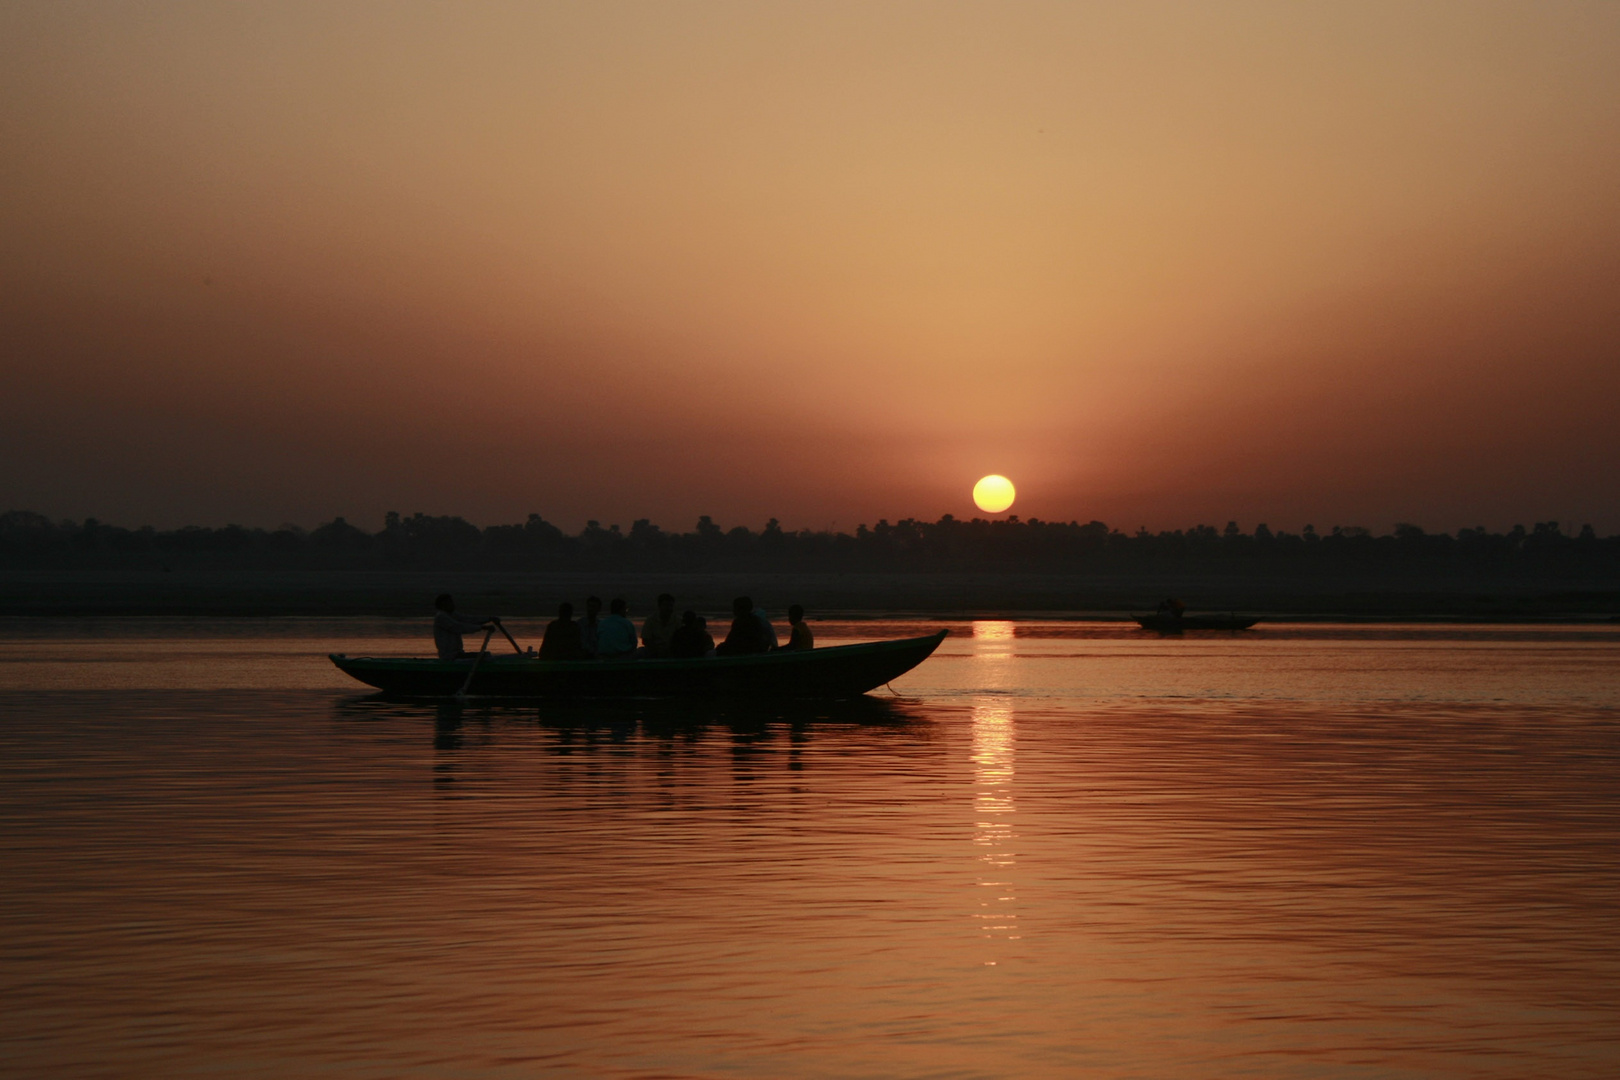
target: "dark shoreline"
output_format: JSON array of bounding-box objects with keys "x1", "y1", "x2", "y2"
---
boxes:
[{"x1": 4, "y1": 569, "x2": 1617, "y2": 622}]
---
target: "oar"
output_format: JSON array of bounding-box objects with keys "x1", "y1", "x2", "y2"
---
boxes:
[
  {"x1": 493, "y1": 619, "x2": 523, "y2": 654},
  {"x1": 456, "y1": 627, "x2": 496, "y2": 697}
]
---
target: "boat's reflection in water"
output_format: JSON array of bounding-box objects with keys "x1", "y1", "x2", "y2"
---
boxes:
[
  {"x1": 333, "y1": 692, "x2": 937, "y2": 793},
  {"x1": 337, "y1": 691, "x2": 926, "y2": 730}
]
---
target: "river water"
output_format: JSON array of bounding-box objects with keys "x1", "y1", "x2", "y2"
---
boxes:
[{"x1": 2, "y1": 619, "x2": 1618, "y2": 1078}]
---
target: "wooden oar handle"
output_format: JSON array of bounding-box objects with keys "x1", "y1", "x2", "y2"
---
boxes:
[{"x1": 456, "y1": 627, "x2": 497, "y2": 697}]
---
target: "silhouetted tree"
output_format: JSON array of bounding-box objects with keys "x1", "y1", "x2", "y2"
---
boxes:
[{"x1": 3, "y1": 508, "x2": 1619, "y2": 581}]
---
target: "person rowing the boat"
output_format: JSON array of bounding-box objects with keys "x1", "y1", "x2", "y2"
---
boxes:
[{"x1": 433, "y1": 593, "x2": 500, "y2": 660}]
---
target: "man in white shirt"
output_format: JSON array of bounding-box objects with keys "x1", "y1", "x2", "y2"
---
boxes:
[
  {"x1": 752, "y1": 603, "x2": 780, "y2": 650},
  {"x1": 432, "y1": 593, "x2": 498, "y2": 660}
]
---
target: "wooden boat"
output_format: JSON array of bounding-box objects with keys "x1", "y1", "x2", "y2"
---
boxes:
[
  {"x1": 329, "y1": 630, "x2": 948, "y2": 698},
  {"x1": 1133, "y1": 614, "x2": 1258, "y2": 631}
]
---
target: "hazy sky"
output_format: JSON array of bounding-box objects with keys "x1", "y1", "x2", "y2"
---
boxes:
[{"x1": 3, "y1": 1, "x2": 1618, "y2": 532}]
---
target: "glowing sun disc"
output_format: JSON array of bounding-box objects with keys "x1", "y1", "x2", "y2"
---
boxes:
[{"x1": 973, "y1": 475, "x2": 1016, "y2": 513}]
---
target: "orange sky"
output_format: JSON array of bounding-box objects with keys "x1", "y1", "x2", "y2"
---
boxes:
[{"x1": 3, "y1": 2, "x2": 1618, "y2": 532}]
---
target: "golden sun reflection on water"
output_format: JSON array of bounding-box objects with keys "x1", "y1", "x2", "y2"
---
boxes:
[
  {"x1": 972, "y1": 619, "x2": 1016, "y2": 644},
  {"x1": 970, "y1": 621, "x2": 1018, "y2": 691},
  {"x1": 972, "y1": 698, "x2": 1020, "y2": 959}
]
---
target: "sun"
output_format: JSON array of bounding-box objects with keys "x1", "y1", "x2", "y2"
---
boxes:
[{"x1": 972, "y1": 475, "x2": 1016, "y2": 514}]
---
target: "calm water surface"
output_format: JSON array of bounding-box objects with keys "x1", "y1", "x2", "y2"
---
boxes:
[{"x1": 2, "y1": 619, "x2": 1618, "y2": 1078}]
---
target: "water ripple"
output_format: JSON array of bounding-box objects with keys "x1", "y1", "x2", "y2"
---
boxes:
[{"x1": 2, "y1": 621, "x2": 1618, "y2": 1077}]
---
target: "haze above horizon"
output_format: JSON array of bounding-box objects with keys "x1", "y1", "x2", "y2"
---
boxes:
[{"x1": 3, "y1": 2, "x2": 1617, "y2": 533}]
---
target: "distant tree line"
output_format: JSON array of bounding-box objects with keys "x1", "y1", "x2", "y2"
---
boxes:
[{"x1": 3, "y1": 509, "x2": 1617, "y2": 578}]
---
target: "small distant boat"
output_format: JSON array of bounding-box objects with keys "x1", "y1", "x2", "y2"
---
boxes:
[
  {"x1": 330, "y1": 630, "x2": 948, "y2": 698},
  {"x1": 1133, "y1": 614, "x2": 1258, "y2": 632}
]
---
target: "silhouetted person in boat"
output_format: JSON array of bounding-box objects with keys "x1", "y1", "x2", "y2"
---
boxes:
[
  {"x1": 695, "y1": 615, "x2": 715, "y2": 656},
  {"x1": 783, "y1": 604, "x2": 814, "y2": 651},
  {"x1": 433, "y1": 593, "x2": 498, "y2": 660},
  {"x1": 598, "y1": 597, "x2": 638, "y2": 659},
  {"x1": 580, "y1": 595, "x2": 602, "y2": 658},
  {"x1": 1156, "y1": 597, "x2": 1186, "y2": 622},
  {"x1": 669, "y1": 609, "x2": 715, "y2": 659},
  {"x1": 753, "y1": 600, "x2": 780, "y2": 650},
  {"x1": 640, "y1": 592, "x2": 680, "y2": 658},
  {"x1": 717, "y1": 595, "x2": 774, "y2": 655},
  {"x1": 539, "y1": 601, "x2": 589, "y2": 660}
]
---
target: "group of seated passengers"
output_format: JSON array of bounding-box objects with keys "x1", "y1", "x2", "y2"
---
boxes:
[
  {"x1": 530, "y1": 593, "x2": 812, "y2": 661},
  {"x1": 434, "y1": 591, "x2": 813, "y2": 661}
]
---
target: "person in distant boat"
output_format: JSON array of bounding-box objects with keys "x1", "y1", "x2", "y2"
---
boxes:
[
  {"x1": 640, "y1": 593, "x2": 680, "y2": 658},
  {"x1": 1156, "y1": 597, "x2": 1186, "y2": 621},
  {"x1": 669, "y1": 609, "x2": 714, "y2": 659},
  {"x1": 783, "y1": 604, "x2": 814, "y2": 651},
  {"x1": 433, "y1": 593, "x2": 498, "y2": 660},
  {"x1": 597, "y1": 597, "x2": 638, "y2": 659},
  {"x1": 716, "y1": 595, "x2": 773, "y2": 655},
  {"x1": 580, "y1": 595, "x2": 602, "y2": 658},
  {"x1": 539, "y1": 601, "x2": 589, "y2": 660}
]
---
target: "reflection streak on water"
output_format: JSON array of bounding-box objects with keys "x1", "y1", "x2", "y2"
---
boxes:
[
  {"x1": 971, "y1": 698, "x2": 1019, "y2": 953},
  {"x1": 971, "y1": 618, "x2": 1016, "y2": 648}
]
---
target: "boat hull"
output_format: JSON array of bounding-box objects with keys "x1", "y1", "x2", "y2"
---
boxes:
[
  {"x1": 330, "y1": 630, "x2": 949, "y2": 698},
  {"x1": 1134, "y1": 615, "x2": 1258, "y2": 631}
]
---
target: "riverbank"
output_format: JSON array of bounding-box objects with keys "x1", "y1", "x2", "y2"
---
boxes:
[{"x1": 3, "y1": 568, "x2": 1617, "y2": 620}]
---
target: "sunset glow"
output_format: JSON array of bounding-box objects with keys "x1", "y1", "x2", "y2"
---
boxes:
[
  {"x1": 5, "y1": 8, "x2": 1620, "y2": 1072},
  {"x1": 2, "y1": 3, "x2": 1618, "y2": 532}
]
